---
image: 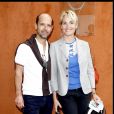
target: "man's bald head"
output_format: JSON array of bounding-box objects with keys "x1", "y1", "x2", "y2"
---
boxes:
[
  {"x1": 36, "y1": 13, "x2": 53, "y2": 26},
  {"x1": 35, "y1": 13, "x2": 53, "y2": 40}
]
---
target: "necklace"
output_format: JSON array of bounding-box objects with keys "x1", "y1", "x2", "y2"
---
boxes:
[{"x1": 65, "y1": 38, "x2": 77, "y2": 57}]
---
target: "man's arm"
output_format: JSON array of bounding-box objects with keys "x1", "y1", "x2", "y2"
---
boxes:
[{"x1": 15, "y1": 64, "x2": 24, "y2": 109}]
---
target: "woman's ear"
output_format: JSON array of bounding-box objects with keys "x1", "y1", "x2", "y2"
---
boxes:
[{"x1": 76, "y1": 21, "x2": 78, "y2": 29}]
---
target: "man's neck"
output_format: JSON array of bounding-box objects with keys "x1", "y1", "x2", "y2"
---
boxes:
[{"x1": 36, "y1": 34, "x2": 47, "y2": 46}]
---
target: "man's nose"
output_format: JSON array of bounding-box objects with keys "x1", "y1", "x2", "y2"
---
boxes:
[{"x1": 44, "y1": 25, "x2": 49, "y2": 30}]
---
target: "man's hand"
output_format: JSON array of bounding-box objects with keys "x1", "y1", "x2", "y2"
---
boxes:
[{"x1": 15, "y1": 95, "x2": 24, "y2": 110}]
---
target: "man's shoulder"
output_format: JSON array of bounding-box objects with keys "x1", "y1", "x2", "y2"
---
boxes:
[
  {"x1": 18, "y1": 42, "x2": 29, "y2": 48},
  {"x1": 16, "y1": 42, "x2": 30, "y2": 53},
  {"x1": 18, "y1": 34, "x2": 36, "y2": 48}
]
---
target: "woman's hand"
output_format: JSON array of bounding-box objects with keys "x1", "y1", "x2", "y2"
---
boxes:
[
  {"x1": 53, "y1": 92, "x2": 62, "y2": 112},
  {"x1": 92, "y1": 88, "x2": 101, "y2": 103},
  {"x1": 54, "y1": 98, "x2": 62, "y2": 112},
  {"x1": 92, "y1": 93, "x2": 101, "y2": 102}
]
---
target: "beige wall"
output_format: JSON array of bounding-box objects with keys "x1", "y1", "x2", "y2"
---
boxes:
[{"x1": 0, "y1": 2, "x2": 112, "y2": 114}]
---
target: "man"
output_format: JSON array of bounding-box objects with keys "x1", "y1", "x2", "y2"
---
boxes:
[{"x1": 15, "y1": 13, "x2": 53, "y2": 114}]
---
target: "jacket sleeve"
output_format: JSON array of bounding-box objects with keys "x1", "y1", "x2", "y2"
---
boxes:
[
  {"x1": 50, "y1": 43, "x2": 58, "y2": 92},
  {"x1": 87, "y1": 43, "x2": 95, "y2": 89}
]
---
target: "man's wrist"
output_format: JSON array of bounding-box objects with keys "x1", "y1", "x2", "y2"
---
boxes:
[{"x1": 16, "y1": 90, "x2": 22, "y2": 96}]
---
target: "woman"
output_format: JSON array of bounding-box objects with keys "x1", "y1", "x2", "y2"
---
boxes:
[{"x1": 50, "y1": 10, "x2": 101, "y2": 114}]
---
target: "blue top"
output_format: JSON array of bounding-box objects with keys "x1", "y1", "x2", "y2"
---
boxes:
[
  {"x1": 68, "y1": 54, "x2": 81, "y2": 89},
  {"x1": 65, "y1": 38, "x2": 81, "y2": 90}
]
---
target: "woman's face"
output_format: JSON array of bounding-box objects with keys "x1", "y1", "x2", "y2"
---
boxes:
[{"x1": 61, "y1": 15, "x2": 77, "y2": 37}]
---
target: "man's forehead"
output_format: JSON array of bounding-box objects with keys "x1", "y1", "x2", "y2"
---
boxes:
[{"x1": 39, "y1": 13, "x2": 52, "y2": 20}]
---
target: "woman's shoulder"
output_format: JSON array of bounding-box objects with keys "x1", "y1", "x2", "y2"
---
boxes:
[
  {"x1": 50, "y1": 38, "x2": 63, "y2": 46},
  {"x1": 76, "y1": 37, "x2": 89, "y2": 45}
]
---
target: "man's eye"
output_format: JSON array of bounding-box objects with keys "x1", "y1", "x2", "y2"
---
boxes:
[
  {"x1": 47, "y1": 25, "x2": 52, "y2": 27},
  {"x1": 40, "y1": 23, "x2": 44, "y2": 26}
]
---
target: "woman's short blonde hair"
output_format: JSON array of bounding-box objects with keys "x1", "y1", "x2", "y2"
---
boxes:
[{"x1": 60, "y1": 10, "x2": 78, "y2": 24}]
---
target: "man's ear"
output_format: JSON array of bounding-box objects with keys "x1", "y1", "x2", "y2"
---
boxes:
[
  {"x1": 35, "y1": 24, "x2": 37, "y2": 30},
  {"x1": 51, "y1": 25, "x2": 54, "y2": 30}
]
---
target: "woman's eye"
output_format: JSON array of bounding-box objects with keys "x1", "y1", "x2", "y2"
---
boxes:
[
  {"x1": 70, "y1": 21, "x2": 74, "y2": 24},
  {"x1": 62, "y1": 22, "x2": 67, "y2": 25}
]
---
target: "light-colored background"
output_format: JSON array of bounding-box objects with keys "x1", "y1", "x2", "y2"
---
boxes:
[{"x1": 0, "y1": 2, "x2": 112, "y2": 114}]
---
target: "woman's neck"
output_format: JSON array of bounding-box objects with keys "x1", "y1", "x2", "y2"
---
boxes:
[{"x1": 63, "y1": 35, "x2": 75, "y2": 43}]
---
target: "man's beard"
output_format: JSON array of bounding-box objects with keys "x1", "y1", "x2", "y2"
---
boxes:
[
  {"x1": 38, "y1": 31, "x2": 51, "y2": 40},
  {"x1": 39, "y1": 34, "x2": 48, "y2": 40}
]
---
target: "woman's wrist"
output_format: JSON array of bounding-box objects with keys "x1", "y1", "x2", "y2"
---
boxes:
[
  {"x1": 92, "y1": 92, "x2": 96, "y2": 95},
  {"x1": 92, "y1": 88, "x2": 96, "y2": 95}
]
